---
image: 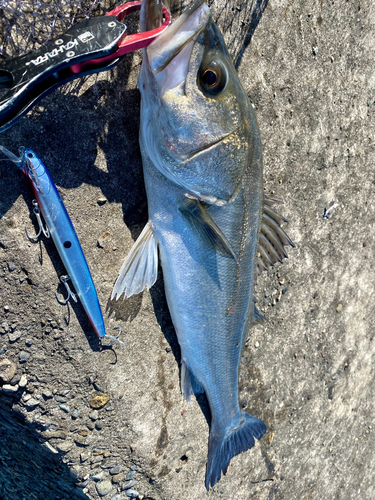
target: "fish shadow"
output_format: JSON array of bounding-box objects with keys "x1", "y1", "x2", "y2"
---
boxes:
[{"x1": 149, "y1": 269, "x2": 212, "y2": 428}]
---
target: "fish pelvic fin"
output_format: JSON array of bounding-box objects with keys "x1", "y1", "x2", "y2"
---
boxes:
[
  {"x1": 181, "y1": 359, "x2": 205, "y2": 403},
  {"x1": 205, "y1": 411, "x2": 266, "y2": 490},
  {"x1": 179, "y1": 198, "x2": 238, "y2": 262},
  {"x1": 255, "y1": 195, "x2": 295, "y2": 274},
  {"x1": 111, "y1": 221, "x2": 159, "y2": 300}
]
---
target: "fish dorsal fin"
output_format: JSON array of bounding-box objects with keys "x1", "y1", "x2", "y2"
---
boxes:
[
  {"x1": 181, "y1": 359, "x2": 205, "y2": 403},
  {"x1": 256, "y1": 195, "x2": 294, "y2": 273},
  {"x1": 179, "y1": 198, "x2": 238, "y2": 262},
  {"x1": 111, "y1": 222, "x2": 159, "y2": 300}
]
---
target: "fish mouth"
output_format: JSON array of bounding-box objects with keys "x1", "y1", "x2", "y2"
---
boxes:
[{"x1": 147, "y1": 0, "x2": 210, "y2": 75}]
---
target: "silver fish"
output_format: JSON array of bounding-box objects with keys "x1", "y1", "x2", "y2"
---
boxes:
[{"x1": 112, "y1": 0, "x2": 293, "y2": 489}]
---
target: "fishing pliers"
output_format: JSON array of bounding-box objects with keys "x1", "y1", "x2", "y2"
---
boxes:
[{"x1": 0, "y1": 1, "x2": 171, "y2": 132}]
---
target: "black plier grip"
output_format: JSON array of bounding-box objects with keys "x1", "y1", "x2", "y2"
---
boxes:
[{"x1": 0, "y1": 1, "x2": 171, "y2": 133}]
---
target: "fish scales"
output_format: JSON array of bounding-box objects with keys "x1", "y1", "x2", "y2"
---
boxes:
[{"x1": 112, "y1": 0, "x2": 293, "y2": 489}]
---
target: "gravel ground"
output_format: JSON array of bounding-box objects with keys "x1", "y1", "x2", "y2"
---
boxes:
[{"x1": 0, "y1": 0, "x2": 374, "y2": 499}]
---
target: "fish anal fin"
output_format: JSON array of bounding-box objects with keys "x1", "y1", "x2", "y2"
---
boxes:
[
  {"x1": 181, "y1": 359, "x2": 205, "y2": 403},
  {"x1": 179, "y1": 198, "x2": 238, "y2": 262},
  {"x1": 111, "y1": 221, "x2": 158, "y2": 300},
  {"x1": 253, "y1": 304, "x2": 265, "y2": 322},
  {"x1": 205, "y1": 411, "x2": 266, "y2": 490}
]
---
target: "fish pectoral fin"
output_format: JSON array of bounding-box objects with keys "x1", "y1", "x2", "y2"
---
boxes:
[
  {"x1": 181, "y1": 359, "x2": 205, "y2": 403},
  {"x1": 179, "y1": 198, "x2": 238, "y2": 262},
  {"x1": 111, "y1": 221, "x2": 159, "y2": 300}
]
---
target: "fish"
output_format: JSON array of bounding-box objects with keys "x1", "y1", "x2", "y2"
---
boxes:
[
  {"x1": 112, "y1": 0, "x2": 293, "y2": 489},
  {"x1": 0, "y1": 145, "x2": 123, "y2": 346}
]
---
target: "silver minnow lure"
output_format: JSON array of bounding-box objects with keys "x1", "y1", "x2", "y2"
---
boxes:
[
  {"x1": 1, "y1": 145, "x2": 123, "y2": 346},
  {"x1": 112, "y1": 0, "x2": 293, "y2": 488}
]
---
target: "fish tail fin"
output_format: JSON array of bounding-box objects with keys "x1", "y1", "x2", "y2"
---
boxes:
[{"x1": 205, "y1": 411, "x2": 266, "y2": 490}]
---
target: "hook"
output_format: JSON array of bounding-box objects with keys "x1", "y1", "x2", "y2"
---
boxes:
[
  {"x1": 55, "y1": 275, "x2": 78, "y2": 304},
  {"x1": 101, "y1": 325, "x2": 125, "y2": 347},
  {"x1": 26, "y1": 200, "x2": 50, "y2": 241}
]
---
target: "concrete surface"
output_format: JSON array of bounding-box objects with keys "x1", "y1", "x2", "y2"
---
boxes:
[{"x1": 0, "y1": 0, "x2": 374, "y2": 499}]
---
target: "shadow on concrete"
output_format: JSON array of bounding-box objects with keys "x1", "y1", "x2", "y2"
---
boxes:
[{"x1": 0, "y1": 396, "x2": 89, "y2": 500}]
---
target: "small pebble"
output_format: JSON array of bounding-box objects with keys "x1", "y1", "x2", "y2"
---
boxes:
[
  {"x1": 336, "y1": 303, "x2": 343, "y2": 313},
  {"x1": 0, "y1": 358, "x2": 16, "y2": 382},
  {"x1": 1, "y1": 322, "x2": 9, "y2": 333},
  {"x1": 19, "y1": 351, "x2": 30, "y2": 363},
  {"x1": 126, "y1": 470, "x2": 136, "y2": 481},
  {"x1": 89, "y1": 393, "x2": 110, "y2": 409},
  {"x1": 255, "y1": 341, "x2": 260, "y2": 348},
  {"x1": 122, "y1": 480, "x2": 138, "y2": 491},
  {"x1": 25, "y1": 338, "x2": 33, "y2": 347},
  {"x1": 111, "y1": 473, "x2": 124, "y2": 484},
  {"x1": 60, "y1": 404, "x2": 70, "y2": 413},
  {"x1": 332, "y1": 373, "x2": 338, "y2": 380},
  {"x1": 282, "y1": 286, "x2": 288, "y2": 295},
  {"x1": 91, "y1": 471, "x2": 104, "y2": 482},
  {"x1": 91, "y1": 456, "x2": 104, "y2": 464},
  {"x1": 111, "y1": 496, "x2": 121, "y2": 500},
  {"x1": 126, "y1": 490, "x2": 139, "y2": 499},
  {"x1": 56, "y1": 441, "x2": 73, "y2": 452},
  {"x1": 19, "y1": 374, "x2": 27, "y2": 388},
  {"x1": 87, "y1": 422, "x2": 95, "y2": 431},
  {"x1": 130, "y1": 465, "x2": 137, "y2": 471},
  {"x1": 106, "y1": 406, "x2": 114, "y2": 412},
  {"x1": 96, "y1": 479, "x2": 113, "y2": 497},
  {"x1": 42, "y1": 389, "x2": 53, "y2": 399},
  {"x1": 25, "y1": 398, "x2": 39, "y2": 408},
  {"x1": 10, "y1": 373, "x2": 21, "y2": 386},
  {"x1": 55, "y1": 395, "x2": 68, "y2": 403},
  {"x1": 93, "y1": 382, "x2": 102, "y2": 392},
  {"x1": 8, "y1": 331, "x2": 22, "y2": 343},
  {"x1": 0, "y1": 346, "x2": 6, "y2": 355},
  {"x1": 96, "y1": 420, "x2": 104, "y2": 430},
  {"x1": 74, "y1": 435, "x2": 88, "y2": 446},
  {"x1": 7, "y1": 262, "x2": 16, "y2": 272},
  {"x1": 2, "y1": 384, "x2": 19, "y2": 393},
  {"x1": 241, "y1": 356, "x2": 246, "y2": 364},
  {"x1": 41, "y1": 430, "x2": 68, "y2": 440},
  {"x1": 110, "y1": 465, "x2": 122, "y2": 476},
  {"x1": 72, "y1": 409, "x2": 79, "y2": 419},
  {"x1": 4, "y1": 306, "x2": 9, "y2": 312},
  {"x1": 89, "y1": 410, "x2": 99, "y2": 420},
  {"x1": 101, "y1": 461, "x2": 117, "y2": 470},
  {"x1": 80, "y1": 451, "x2": 91, "y2": 462}
]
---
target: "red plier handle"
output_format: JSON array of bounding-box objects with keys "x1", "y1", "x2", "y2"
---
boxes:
[
  {"x1": 70, "y1": 1, "x2": 171, "y2": 74},
  {"x1": 0, "y1": 1, "x2": 171, "y2": 132}
]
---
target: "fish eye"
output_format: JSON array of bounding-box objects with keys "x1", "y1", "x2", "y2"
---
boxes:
[{"x1": 199, "y1": 61, "x2": 226, "y2": 95}]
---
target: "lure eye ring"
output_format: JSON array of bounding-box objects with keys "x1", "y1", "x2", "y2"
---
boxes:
[{"x1": 198, "y1": 60, "x2": 227, "y2": 95}]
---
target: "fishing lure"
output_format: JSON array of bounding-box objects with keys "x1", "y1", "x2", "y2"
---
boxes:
[{"x1": 0, "y1": 145, "x2": 123, "y2": 346}]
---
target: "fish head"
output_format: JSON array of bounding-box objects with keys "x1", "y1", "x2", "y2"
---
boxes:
[{"x1": 139, "y1": 0, "x2": 260, "y2": 203}]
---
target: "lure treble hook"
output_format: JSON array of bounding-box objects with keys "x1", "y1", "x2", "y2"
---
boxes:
[
  {"x1": 56, "y1": 275, "x2": 78, "y2": 304},
  {"x1": 102, "y1": 325, "x2": 126, "y2": 347},
  {"x1": 26, "y1": 200, "x2": 50, "y2": 241}
]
